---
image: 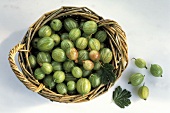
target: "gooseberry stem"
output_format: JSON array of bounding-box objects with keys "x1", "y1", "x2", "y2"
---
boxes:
[
  {"x1": 87, "y1": 48, "x2": 91, "y2": 51},
  {"x1": 128, "y1": 81, "x2": 131, "y2": 84},
  {"x1": 131, "y1": 57, "x2": 136, "y2": 60}
]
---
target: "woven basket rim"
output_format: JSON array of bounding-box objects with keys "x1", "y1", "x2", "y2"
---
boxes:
[{"x1": 8, "y1": 6, "x2": 128, "y2": 103}]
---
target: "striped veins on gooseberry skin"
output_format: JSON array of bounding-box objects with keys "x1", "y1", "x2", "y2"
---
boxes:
[
  {"x1": 150, "y1": 64, "x2": 163, "y2": 77},
  {"x1": 132, "y1": 58, "x2": 147, "y2": 69},
  {"x1": 128, "y1": 73, "x2": 145, "y2": 86},
  {"x1": 66, "y1": 48, "x2": 78, "y2": 63},
  {"x1": 138, "y1": 84, "x2": 149, "y2": 100}
]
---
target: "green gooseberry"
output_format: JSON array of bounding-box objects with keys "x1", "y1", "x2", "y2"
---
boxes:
[
  {"x1": 34, "y1": 68, "x2": 45, "y2": 80},
  {"x1": 67, "y1": 81, "x2": 76, "y2": 91},
  {"x1": 51, "y1": 61, "x2": 63, "y2": 72},
  {"x1": 88, "y1": 73, "x2": 101, "y2": 88},
  {"x1": 50, "y1": 19, "x2": 62, "y2": 31},
  {"x1": 60, "y1": 39, "x2": 74, "y2": 51},
  {"x1": 79, "y1": 21, "x2": 85, "y2": 30},
  {"x1": 93, "y1": 61, "x2": 101, "y2": 71},
  {"x1": 56, "y1": 83, "x2": 67, "y2": 94},
  {"x1": 38, "y1": 25, "x2": 52, "y2": 38},
  {"x1": 132, "y1": 58, "x2": 147, "y2": 69},
  {"x1": 94, "y1": 30, "x2": 107, "y2": 43},
  {"x1": 50, "y1": 34, "x2": 61, "y2": 46},
  {"x1": 71, "y1": 66, "x2": 82, "y2": 78},
  {"x1": 88, "y1": 38, "x2": 100, "y2": 51},
  {"x1": 150, "y1": 64, "x2": 163, "y2": 77},
  {"x1": 31, "y1": 38, "x2": 40, "y2": 49},
  {"x1": 76, "y1": 37, "x2": 88, "y2": 50},
  {"x1": 61, "y1": 33, "x2": 69, "y2": 40},
  {"x1": 83, "y1": 21, "x2": 97, "y2": 35},
  {"x1": 128, "y1": 73, "x2": 145, "y2": 86},
  {"x1": 28, "y1": 55, "x2": 37, "y2": 68},
  {"x1": 81, "y1": 67, "x2": 91, "y2": 77},
  {"x1": 63, "y1": 60, "x2": 75, "y2": 73},
  {"x1": 69, "y1": 28, "x2": 81, "y2": 41},
  {"x1": 41, "y1": 63, "x2": 53, "y2": 74},
  {"x1": 37, "y1": 52, "x2": 51, "y2": 66},
  {"x1": 43, "y1": 75, "x2": 56, "y2": 90},
  {"x1": 138, "y1": 84, "x2": 149, "y2": 100},
  {"x1": 37, "y1": 37, "x2": 55, "y2": 52},
  {"x1": 52, "y1": 48, "x2": 66, "y2": 62},
  {"x1": 64, "y1": 18, "x2": 78, "y2": 31},
  {"x1": 53, "y1": 71, "x2": 65, "y2": 83}
]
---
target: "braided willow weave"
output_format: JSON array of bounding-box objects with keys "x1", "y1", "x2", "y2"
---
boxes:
[{"x1": 8, "y1": 6, "x2": 128, "y2": 103}]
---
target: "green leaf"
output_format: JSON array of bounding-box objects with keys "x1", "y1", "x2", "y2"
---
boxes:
[
  {"x1": 113, "y1": 86, "x2": 131, "y2": 108},
  {"x1": 100, "y1": 63, "x2": 116, "y2": 84}
]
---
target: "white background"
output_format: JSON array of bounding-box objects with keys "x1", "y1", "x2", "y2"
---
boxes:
[{"x1": 0, "y1": 0, "x2": 170, "y2": 113}]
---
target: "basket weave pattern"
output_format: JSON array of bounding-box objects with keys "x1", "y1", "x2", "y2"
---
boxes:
[{"x1": 8, "y1": 6, "x2": 128, "y2": 103}]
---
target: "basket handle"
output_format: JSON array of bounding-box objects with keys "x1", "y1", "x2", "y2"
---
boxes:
[{"x1": 8, "y1": 44, "x2": 44, "y2": 92}]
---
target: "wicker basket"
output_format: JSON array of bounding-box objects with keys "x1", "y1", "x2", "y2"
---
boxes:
[{"x1": 8, "y1": 6, "x2": 128, "y2": 103}]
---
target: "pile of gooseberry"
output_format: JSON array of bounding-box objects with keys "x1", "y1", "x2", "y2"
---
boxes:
[{"x1": 28, "y1": 17, "x2": 113, "y2": 95}]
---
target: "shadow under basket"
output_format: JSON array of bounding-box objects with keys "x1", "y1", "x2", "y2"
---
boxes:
[{"x1": 8, "y1": 6, "x2": 128, "y2": 103}]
